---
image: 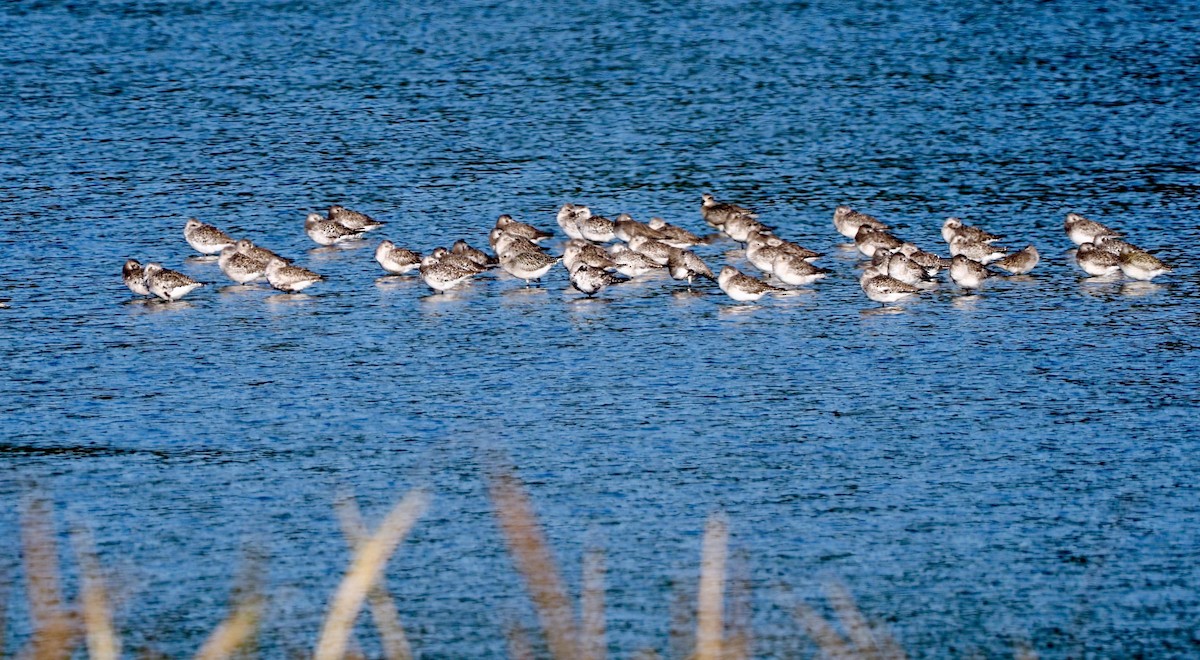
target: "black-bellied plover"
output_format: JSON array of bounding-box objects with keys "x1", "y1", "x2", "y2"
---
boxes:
[
  {"x1": 646, "y1": 217, "x2": 704, "y2": 248},
  {"x1": 667, "y1": 248, "x2": 715, "y2": 285},
  {"x1": 305, "y1": 212, "x2": 362, "y2": 246},
  {"x1": 569, "y1": 264, "x2": 627, "y2": 296},
  {"x1": 236, "y1": 239, "x2": 289, "y2": 265},
  {"x1": 992, "y1": 245, "x2": 1040, "y2": 275},
  {"x1": 218, "y1": 246, "x2": 268, "y2": 284},
  {"x1": 500, "y1": 249, "x2": 560, "y2": 284},
  {"x1": 563, "y1": 240, "x2": 617, "y2": 273},
  {"x1": 556, "y1": 204, "x2": 587, "y2": 240},
  {"x1": 184, "y1": 219, "x2": 236, "y2": 255},
  {"x1": 854, "y1": 226, "x2": 903, "y2": 258},
  {"x1": 942, "y1": 217, "x2": 1001, "y2": 244},
  {"x1": 608, "y1": 244, "x2": 663, "y2": 277},
  {"x1": 701, "y1": 194, "x2": 757, "y2": 230},
  {"x1": 628, "y1": 235, "x2": 674, "y2": 265},
  {"x1": 329, "y1": 205, "x2": 385, "y2": 232},
  {"x1": 859, "y1": 266, "x2": 919, "y2": 305},
  {"x1": 1065, "y1": 212, "x2": 1119, "y2": 246},
  {"x1": 1075, "y1": 242, "x2": 1121, "y2": 276},
  {"x1": 949, "y1": 255, "x2": 991, "y2": 289},
  {"x1": 717, "y1": 265, "x2": 783, "y2": 302},
  {"x1": 375, "y1": 240, "x2": 423, "y2": 275},
  {"x1": 578, "y1": 214, "x2": 617, "y2": 243},
  {"x1": 419, "y1": 256, "x2": 475, "y2": 293},
  {"x1": 496, "y1": 215, "x2": 554, "y2": 242},
  {"x1": 833, "y1": 206, "x2": 888, "y2": 239},
  {"x1": 265, "y1": 258, "x2": 323, "y2": 292},
  {"x1": 949, "y1": 235, "x2": 1006, "y2": 264},
  {"x1": 143, "y1": 263, "x2": 204, "y2": 301},
  {"x1": 430, "y1": 247, "x2": 488, "y2": 274},
  {"x1": 452, "y1": 240, "x2": 497, "y2": 267},
  {"x1": 1118, "y1": 250, "x2": 1170, "y2": 281},
  {"x1": 122, "y1": 259, "x2": 150, "y2": 296},
  {"x1": 772, "y1": 253, "x2": 829, "y2": 286},
  {"x1": 612, "y1": 214, "x2": 663, "y2": 243}
]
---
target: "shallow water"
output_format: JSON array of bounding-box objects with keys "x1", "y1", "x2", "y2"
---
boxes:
[{"x1": 2, "y1": 0, "x2": 1200, "y2": 656}]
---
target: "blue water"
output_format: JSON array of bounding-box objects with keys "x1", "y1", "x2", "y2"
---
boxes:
[{"x1": 3, "y1": 0, "x2": 1200, "y2": 656}]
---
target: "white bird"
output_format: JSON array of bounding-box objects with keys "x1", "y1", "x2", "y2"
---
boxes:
[
  {"x1": 375, "y1": 241, "x2": 423, "y2": 275},
  {"x1": 265, "y1": 258, "x2": 323, "y2": 292},
  {"x1": 236, "y1": 239, "x2": 289, "y2": 265},
  {"x1": 305, "y1": 213, "x2": 362, "y2": 246},
  {"x1": 609, "y1": 244, "x2": 663, "y2": 277},
  {"x1": 667, "y1": 249, "x2": 715, "y2": 285},
  {"x1": 183, "y1": 219, "x2": 236, "y2": 255},
  {"x1": 500, "y1": 250, "x2": 560, "y2": 284},
  {"x1": 832, "y1": 206, "x2": 888, "y2": 239},
  {"x1": 556, "y1": 204, "x2": 587, "y2": 240},
  {"x1": 122, "y1": 259, "x2": 150, "y2": 296},
  {"x1": 942, "y1": 217, "x2": 1001, "y2": 244},
  {"x1": 218, "y1": 246, "x2": 267, "y2": 284},
  {"x1": 419, "y1": 256, "x2": 475, "y2": 293},
  {"x1": 717, "y1": 266, "x2": 784, "y2": 302},
  {"x1": 143, "y1": 264, "x2": 204, "y2": 301},
  {"x1": 1075, "y1": 243, "x2": 1121, "y2": 276},
  {"x1": 949, "y1": 255, "x2": 991, "y2": 289},
  {"x1": 992, "y1": 245, "x2": 1040, "y2": 275},
  {"x1": 859, "y1": 267, "x2": 919, "y2": 305},
  {"x1": 328, "y1": 205, "x2": 385, "y2": 231},
  {"x1": 1118, "y1": 250, "x2": 1170, "y2": 281},
  {"x1": 772, "y1": 253, "x2": 829, "y2": 286},
  {"x1": 1064, "y1": 212, "x2": 1119, "y2": 246},
  {"x1": 570, "y1": 265, "x2": 627, "y2": 296},
  {"x1": 948, "y1": 235, "x2": 1006, "y2": 264},
  {"x1": 578, "y1": 215, "x2": 617, "y2": 243},
  {"x1": 854, "y1": 226, "x2": 902, "y2": 258},
  {"x1": 496, "y1": 215, "x2": 554, "y2": 242},
  {"x1": 646, "y1": 216, "x2": 704, "y2": 248},
  {"x1": 701, "y1": 194, "x2": 757, "y2": 229}
]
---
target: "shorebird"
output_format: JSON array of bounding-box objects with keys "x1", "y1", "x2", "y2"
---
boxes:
[
  {"x1": 722, "y1": 213, "x2": 771, "y2": 243},
  {"x1": 701, "y1": 194, "x2": 757, "y2": 229},
  {"x1": 500, "y1": 249, "x2": 560, "y2": 284},
  {"x1": 328, "y1": 205, "x2": 385, "y2": 231},
  {"x1": 1065, "y1": 213, "x2": 1119, "y2": 246},
  {"x1": 218, "y1": 246, "x2": 268, "y2": 284},
  {"x1": 452, "y1": 240, "x2": 497, "y2": 267},
  {"x1": 859, "y1": 267, "x2": 919, "y2": 305},
  {"x1": 556, "y1": 204, "x2": 587, "y2": 240},
  {"x1": 183, "y1": 219, "x2": 236, "y2": 255},
  {"x1": 746, "y1": 232, "x2": 822, "y2": 274},
  {"x1": 667, "y1": 248, "x2": 715, "y2": 285},
  {"x1": 718, "y1": 266, "x2": 784, "y2": 302},
  {"x1": 375, "y1": 240, "x2": 423, "y2": 275},
  {"x1": 949, "y1": 255, "x2": 991, "y2": 289},
  {"x1": 236, "y1": 239, "x2": 289, "y2": 265},
  {"x1": 492, "y1": 230, "x2": 544, "y2": 258},
  {"x1": 430, "y1": 247, "x2": 488, "y2": 274},
  {"x1": 609, "y1": 244, "x2": 663, "y2": 277},
  {"x1": 570, "y1": 264, "x2": 627, "y2": 296},
  {"x1": 854, "y1": 225, "x2": 903, "y2": 258},
  {"x1": 122, "y1": 259, "x2": 150, "y2": 296},
  {"x1": 1092, "y1": 234, "x2": 1139, "y2": 257},
  {"x1": 646, "y1": 217, "x2": 703, "y2": 248},
  {"x1": 496, "y1": 215, "x2": 554, "y2": 242},
  {"x1": 419, "y1": 256, "x2": 475, "y2": 293},
  {"x1": 942, "y1": 218, "x2": 1001, "y2": 244},
  {"x1": 949, "y1": 235, "x2": 1007, "y2": 264},
  {"x1": 992, "y1": 245, "x2": 1040, "y2": 275},
  {"x1": 833, "y1": 206, "x2": 888, "y2": 239},
  {"x1": 305, "y1": 213, "x2": 362, "y2": 246},
  {"x1": 627, "y1": 235, "x2": 674, "y2": 265},
  {"x1": 898, "y1": 243, "x2": 950, "y2": 275},
  {"x1": 265, "y1": 258, "x2": 323, "y2": 292},
  {"x1": 887, "y1": 251, "x2": 936, "y2": 287},
  {"x1": 563, "y1": 240, "x2": 617, "y2": 273},
  {"x1": 1119, "y1": 250, "x2": 1170, "y2": 281},
  {"x1": 1075, "y1": 243, "x2": 1121, "y2": 276},
  {"x1": 612, "y1": 214, "x2": 664, "y2": 243},
  {"x1": 578, "y1": 214, "x2": 617, "y2": 243},
  {"x1": 772, "y1": 253, "x2": 829, "y2": 286},
  {"x1": 143, "y1": 263, "x2": 204, "y2": 301}
]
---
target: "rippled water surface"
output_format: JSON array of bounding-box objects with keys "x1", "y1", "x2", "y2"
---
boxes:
[{"x1": 3, "y1": 0, "x2": 1200, "y2": 656}]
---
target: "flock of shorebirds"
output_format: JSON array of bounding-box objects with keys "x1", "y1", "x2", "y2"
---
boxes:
[{"x1": 120, "y1": 195, "x2": 1172, "y2": 305}]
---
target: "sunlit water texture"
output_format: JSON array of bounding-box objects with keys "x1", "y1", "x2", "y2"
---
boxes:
[{"x1": 2, "y1": 0, "x2": 1199, "y2": 656}]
